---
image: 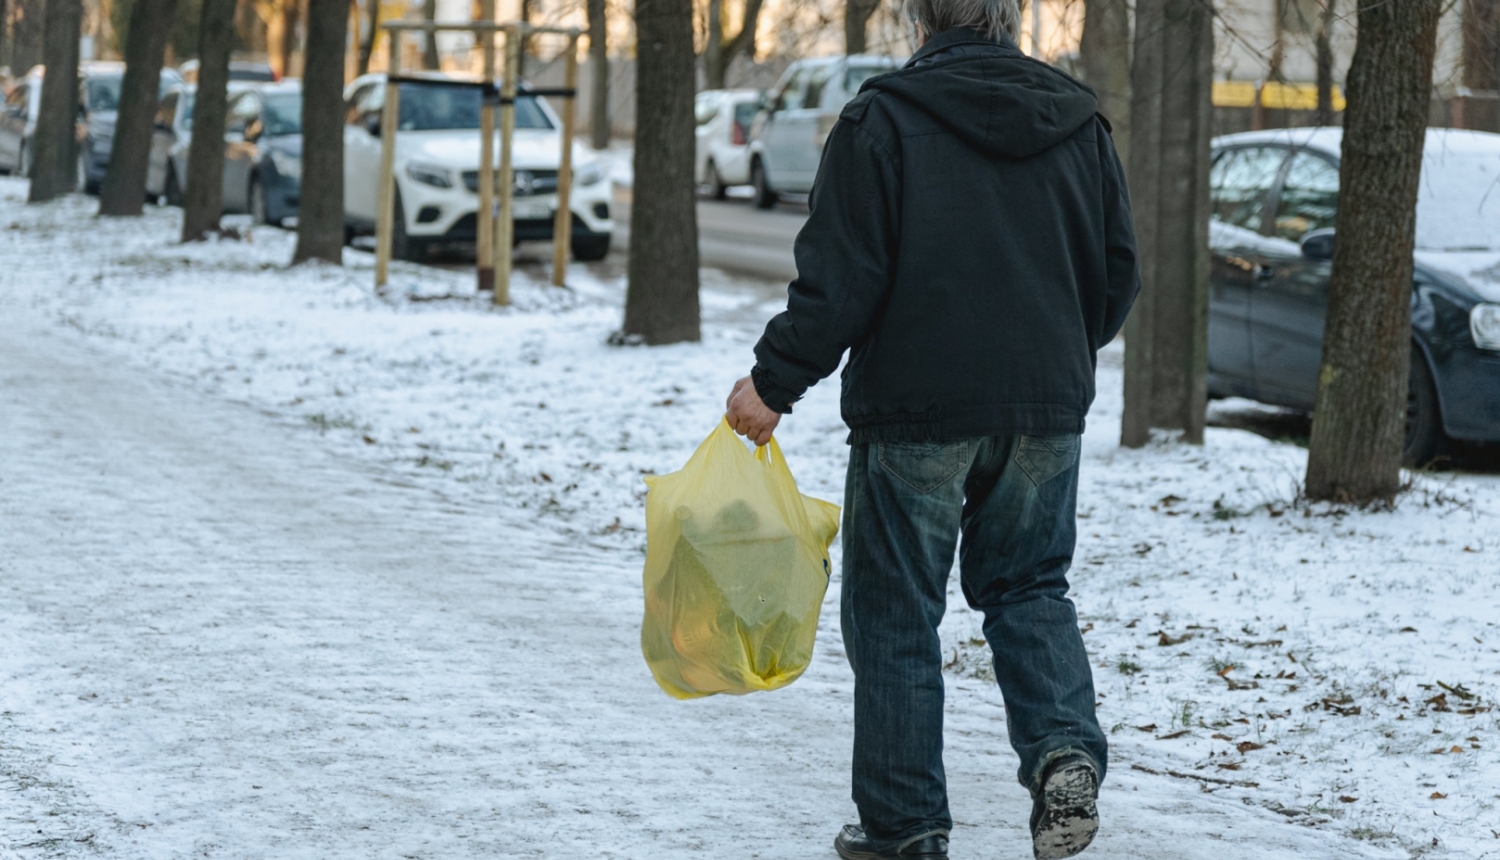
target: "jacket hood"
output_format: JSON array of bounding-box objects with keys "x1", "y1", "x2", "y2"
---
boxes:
[{"x1": 863, "y1": 28, "x2": 1098, "y2": 158}]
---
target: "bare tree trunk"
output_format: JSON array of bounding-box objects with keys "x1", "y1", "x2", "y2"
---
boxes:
[
  {"x1": 704, "y1": 0, "x2": 764, "y2": 90},
  {"x1": 1462, "y1": 0, "x2": 1500, "y2": 131},
  {"x1": 1080, "y1": 0, "x2": 1131, "y2": 166},
  {"x1": 97, "y1": 0, "x2": 176, "y2": 217},
  {"x1": 587, "y1": 0, "x2": 608, "y2": 148},
  {"x1": 355, "y1": 0, "x2": 375, "y2": 75},
  {"x1": 1304, "y1": 0, "x2": 1443, "y2": 503},
  {"x1": 1120, "y1": 0, "x2": 1213, "y2": 448},
  {"x1": 0, "y1": 0, "x2": 10, "y2": 68},
  {"x1": 26, "y1": 0, "x2": 79, "y2": 201},
  {"x1": 180, "y1": 0, "x2": 234, "y2": 240},
  {"x1": 293, "y1": 0, "x2": 347, "y2": 264},
  {"x1": 1314, "y1": 0, "x2": 1336, "y2": 126},
  {"x1": 282, "y1": 0, "x2": 302, "y2": 77},
  {"x1": 845, "y1": 0, "x2": 879, "y2": 55},
  {"x1": 421, "y1": 0, "x2": 439, "y2": 69},
  {"x1": 622, "y1": 0, "x2": 699, "y2": 345}
]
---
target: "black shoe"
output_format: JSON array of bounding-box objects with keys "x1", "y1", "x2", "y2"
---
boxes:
[
  {"x1": 834, "y1": 825, "x2": 948, "y2": 859},
  {"x1": 1029, "y1": 756, "x2": 1100, "y2": 859}
]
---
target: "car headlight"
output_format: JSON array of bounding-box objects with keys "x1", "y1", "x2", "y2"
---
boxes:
[
  {"x1": 268, "y1": 149, "x2": 301, "y2": 180},
  {"x1": 575, "y1": 160, "x2": 605, "y2": 186},
  {"x1": 406, "y1": 162, "x2": 453, "y2": 188},
  {"x1": 1472, "y1": 303, "x2": 1500, "y2": 352}
]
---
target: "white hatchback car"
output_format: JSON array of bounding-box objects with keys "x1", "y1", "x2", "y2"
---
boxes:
[
  {"x1": 693, "y1": 88, "x2": 762, "y2": 199},
  {"x1": 746, "y1": 55, "x2": 903, "y2": 208},
  {"x1": 342, "y1": 72, "x2": 613, "y2": 262}
]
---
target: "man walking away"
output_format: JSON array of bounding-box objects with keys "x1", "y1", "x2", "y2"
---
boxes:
[{"x1": 723, "y1": 1, "x2": 1140, "y2": 858}]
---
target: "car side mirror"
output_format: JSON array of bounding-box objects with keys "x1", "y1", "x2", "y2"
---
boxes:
[
  {"x1": 365, "y1": 114, "x2": 381, "y2": 137},
  {"x1": 1300, "y1": 228, "x2": 1335, "y2": 262}
]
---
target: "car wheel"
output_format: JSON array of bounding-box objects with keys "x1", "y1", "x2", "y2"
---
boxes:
[
  {"x1": 703, "y1": 160, "x2": 726, "y2": 201},
  {"x1": 1403, "y1": 349, "x2": 1447, "y2": 468},
  {"x1": 751, "y1": 157, "x2": 776, "y2": 209},
  {"x1": 249, "y1": 177, "x2": 278, "y2": 226},
  {"x1": 164, "y1": 164, "x2": 184, "y2": 207},
  {"x1": 571, "y1": 232, "x2": 611, "y2": 262},
  {"x1": 391, "y1": 191, "x2": 426, "y2": 263}
]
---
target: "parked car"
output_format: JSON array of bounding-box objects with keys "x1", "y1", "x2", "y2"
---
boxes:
[
  {"x1": 745, "y1": 55, "x2": 902, "y2": 208},
  {"x1": 693, "y1": 88, "x2": 762, "y2": 199},
  {"x1": 341, "y1": 72, "x2": 613, "y2": 262},
  {"x1": 0, "y1": 65, "x2": 42, "y2": 176},
  {"x1": 76, "y1": 62, "x2": 186, "y2": 195},
  {"x1": 1207, "y1": 127, "x2": 1500, "y2": 464},
  {"x1": 178, "y1": 57, "x2": 278, "y2": 86},
  {"x1": 151, "y1": 83, "x2": 195, "y2": 205},
  {"x1": 218, "y1": 81, "x2": 302, "y2": 225}
]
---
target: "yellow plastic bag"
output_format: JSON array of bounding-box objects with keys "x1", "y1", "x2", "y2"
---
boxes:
[{"x1": 641, "y1": 419, "x2": 841, "y2": 699}]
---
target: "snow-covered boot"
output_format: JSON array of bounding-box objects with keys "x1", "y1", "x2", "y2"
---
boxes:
[{"x1": 1029, "y1": 756, "x2": 1099, "y2": 859}]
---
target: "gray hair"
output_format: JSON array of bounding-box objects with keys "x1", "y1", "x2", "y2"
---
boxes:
[{"x1": 903, "y1": 0, "x2": 1022, "y2": 43}]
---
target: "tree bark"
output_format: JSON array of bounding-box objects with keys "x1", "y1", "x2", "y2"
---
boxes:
[
  {"x1": 355, "y1": 0, "x2": 376, "y2": 76},
  {"x1": 180, "y1": 0, "x2": 234, "y2": 240},
  {"x1": 587, "y1": 0, "x2": 608, "y2": 148},
  {"x1": 293, "y1": 0, "x2": 347, "y2": 264},
  {"x1": 703, "y1": 0, "x2": 763, "y2": 90},
  {"x1": 97, "y1": 0, "x2": 176, "y2": 217},
  {"x1": 622, "y1": 0, "x2": 699, "y2": 345},
  {"x1": 26, "y1": 0, "x2": 79, "y2": 201},
  {"x1": 1304, "y1": 0, "x2": 1442, "y2": 503},
  {"x1": 282, "y1": 0, "x2": 302, "y2": 77},
  {"x1": 1462, "y1": 0, "x2": 1500, "y2": 131},
  {"x1": 421, "y1": 0, "x2": 439, "y2": 69},
  {"x1": 8, "y1": 0, "x2": 47, "y2": 74},
  {"x1": 844, "y1": 0, "x2": 879, "y2": 55},
  {"x1": 1120, "y1": 0, "x2": 1213, "y2": 448},
  {"x1": 1079, "y1": 0, "x2": 1131, "y2": 166},
  {"x1": 1314, "y1": 0, "x2": 1336, "y2": 126}
]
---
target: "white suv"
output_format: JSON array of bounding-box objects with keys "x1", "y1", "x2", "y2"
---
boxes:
[
  {"x1": 342, "y1": 72, "x2": 613, "y2": 262},
  {"x1": 746, "y1": 55, "x2": 903, "y2": 208}
]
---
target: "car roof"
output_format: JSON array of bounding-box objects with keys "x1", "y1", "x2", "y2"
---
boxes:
[
  {"x1": 1214, "y1": 127, "x2": 1500, "y2": 159},
  {"x1": 788, "y1": 54, "x2": 905, "y2": 72}
]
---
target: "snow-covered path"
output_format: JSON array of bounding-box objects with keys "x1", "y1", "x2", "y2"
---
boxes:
[{"x1": 0, "y1": 322, "x2": 1403, "y2": 856}]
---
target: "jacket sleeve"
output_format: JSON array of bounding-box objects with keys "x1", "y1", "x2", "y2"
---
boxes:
[
  {"x1": 751, "y1": 116, "x2": 902, "y2": 414},
  {"x1": 1097, "y1": 121, "x2": 1140, "y2": 347}
]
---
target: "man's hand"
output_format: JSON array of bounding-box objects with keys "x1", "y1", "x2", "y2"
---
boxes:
[{"x1": 726, "y1": 376, "x2": 781, "y2": 447}]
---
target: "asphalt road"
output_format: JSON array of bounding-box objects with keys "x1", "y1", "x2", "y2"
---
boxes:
[{"x1": 611, "y1": 185, "x2": 807, "y2": 283}]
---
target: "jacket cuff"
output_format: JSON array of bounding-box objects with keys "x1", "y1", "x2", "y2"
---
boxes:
[{"x1": 751, "y1": 364, "x2": 798, "y2": 415}]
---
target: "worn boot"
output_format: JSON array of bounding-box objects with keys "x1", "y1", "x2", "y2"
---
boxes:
[
  {"x1": 834, "y1": 825, "x2": 948, "y2": 859},
  {"x1": 1030, "y1": 756, "x2": 1099, "y2": 859}
]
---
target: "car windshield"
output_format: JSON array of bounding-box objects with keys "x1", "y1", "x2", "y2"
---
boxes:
[
  {"x1": 230, "y1": 65, "x2": 277, "y2": 82},
  {"x1": 396, "y1": 82, "x2": 552, "y2": 131},
  {"x1": 1416, "y1": 150, "x2": 1500, "y2": 251},
  {"x1": 85, "y1": 75, "x2": 181, "y2": 112},
  {"x1": 263, "y1": 92, "x2": 301, "y2": 136}
]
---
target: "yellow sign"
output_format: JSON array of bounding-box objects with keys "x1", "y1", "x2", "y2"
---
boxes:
[{"x1": 1212, "y1": 80, "x2": 1345, "y2": 112}]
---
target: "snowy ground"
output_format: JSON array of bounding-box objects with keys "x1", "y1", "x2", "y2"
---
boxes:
[{"x1": 1, "y1": 178, "x2": 1498, "y2": 859}]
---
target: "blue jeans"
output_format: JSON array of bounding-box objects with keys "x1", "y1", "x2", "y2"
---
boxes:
[{"x1": 841, "y1": 434, "x2": 1106, "y2": 848}]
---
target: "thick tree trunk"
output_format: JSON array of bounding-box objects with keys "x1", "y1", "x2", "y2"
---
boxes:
[
  {"x1": 587, "y1": 0, "x2": 608, "y2": 149},
  {"x1": 1304, "y1": 0, "x2": 1442, "y2": 503},
  {"x1": 293, "y1": 0, "x2": 347, "y2": 264},
  {"x1": 26, "y1": 0, "x2": 80, "y2": 201},
  {"x1": 622, "y1": 0, "x2": 699, "y2": 345},
  {"x1": 1120, "y1": 0, "x2": 1213, "y2": 448},
  {"x1": 180, "y1": 0, "x2": 234, "y2": 241},
  {"x1": 1079, "y1": 0, "x2": 1131, "y2": 166},
  {"x1": 1462, "y1": 0, "x2": 1500, "y2": 131},
  {"x1": 421, "y1": 0, "x2": 439, "y2": 69},
  {"x1": 1314, "y1": 0, "x2": 1336, "y2": 126},
  {"x1": 97, "y1": 0, "x2": 176, "y2": 217},
  {"x1": 355, "y1": 0, "x2": 376, "y2": 76},
  {"x1": 844, "y1": 0, "x2": 879, "y2": 55}
]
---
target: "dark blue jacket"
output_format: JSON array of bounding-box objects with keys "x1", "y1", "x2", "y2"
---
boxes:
[{"x1": 751, "y1": 28, "x2": 1140, "y2": 442}]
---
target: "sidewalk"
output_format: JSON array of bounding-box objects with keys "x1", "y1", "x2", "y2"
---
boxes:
[{"x1": 2, "y1": 179, "x2": 1494, "y2": 857}]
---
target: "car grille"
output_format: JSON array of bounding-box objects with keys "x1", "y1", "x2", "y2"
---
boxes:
[{"x1": 460, "y1": 169, "x2": 559, "y2": 197}]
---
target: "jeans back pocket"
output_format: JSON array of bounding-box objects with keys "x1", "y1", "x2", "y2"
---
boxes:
[
  {"x1": 877, "y1": 440, "x2": 971, "y2": 495},
  {"x1": 1014, "y1": 434, "x2": 1080, "y2": 487}
]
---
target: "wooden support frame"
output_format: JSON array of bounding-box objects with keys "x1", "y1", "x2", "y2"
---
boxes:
[{"x1": 372, "y1": 20, "x2": 583, "y2": 304}]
